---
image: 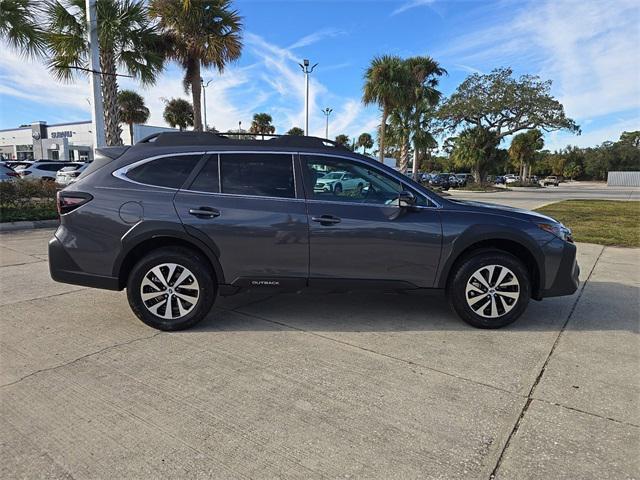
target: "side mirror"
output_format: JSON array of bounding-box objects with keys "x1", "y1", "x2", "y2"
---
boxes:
[{"x1": 398, "y1": 190, "x2": 416, "y2": 208}]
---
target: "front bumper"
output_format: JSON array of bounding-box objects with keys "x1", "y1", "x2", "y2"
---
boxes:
[
  {"x1": 540, "y1": 240, "x2": 580, "y2": 298},
  {"x1": 49, "y1": 235, "x2": 120, "y2": 290}
]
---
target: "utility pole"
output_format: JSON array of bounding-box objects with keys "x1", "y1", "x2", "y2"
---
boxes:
[
  {"x1": 321, "y1": 107, "x2": 333, "y2": 139},
  {"x1": 86, "y1": 0, "x2": 105, "y2": 151},
  {"x1": 298, "y1": 59, "x2": 318, "y2": 136},
  {"x1": 201, "y1": 79, "x2": 212, "y2": 131}
]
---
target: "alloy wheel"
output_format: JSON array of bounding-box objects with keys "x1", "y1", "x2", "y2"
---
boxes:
[
  {"x1": 465, "y1": 264, "x2": 520, "y2": 318},
  {"x1": 140, "y1": 263, "x2": 200, "y2": 320}
]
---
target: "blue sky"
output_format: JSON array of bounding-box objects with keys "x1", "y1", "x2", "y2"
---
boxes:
[{"x1": 0, "y1": 0, "x2": 638, "y2": 151}]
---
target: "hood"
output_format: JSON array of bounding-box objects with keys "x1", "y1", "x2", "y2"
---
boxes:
[
  {"x1": 448, "y1": 199, "x2": 559, "y2": 224},
  {"x1": 316, "y1": 178, "x2": 337, "y2": 184}
]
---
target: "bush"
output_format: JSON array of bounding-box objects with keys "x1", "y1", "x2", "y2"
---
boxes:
[
  {"x1": 509, "y1": 181, "x2": 542, "y2": 188},
  {"x1": 0, "y1": 179, "x2": 58, "y2": 222}
]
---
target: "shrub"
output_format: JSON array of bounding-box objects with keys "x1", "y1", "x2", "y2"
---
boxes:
[{"x1": 0, "y1": 179, "x2": 58, "y2": 222}]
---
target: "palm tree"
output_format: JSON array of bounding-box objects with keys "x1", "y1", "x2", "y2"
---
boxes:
[
  {"x1": 0, "y1": 0, "x2": 46, "y2": 56},
  {"x1": 402, "y1": 56, "x2": 446, "y2": 180},
  {"x1": 357, "y1": 133, "x2": 374, "y2": 155},
  {"x1": 509, "y1": 129, "x2": 544, "y2": 179},
  {"x1": 451, "y1": 126, "x2": 500, "y2": 183},
  {"x1": 150, "y1": 0, "x2": 242, "y2": 132},
  {"x1": 335, "y1": 134, "x2": 350, "y2": 148},
  {"x1": 46, "y1": 0, "x2": 165, "y2": 146},
  {"x1": 286, "y1": 127, "x2": 304, "y2": 136},
  {"x1": 249, "y1": 113, "x2": 275, "y2": 138},
  {"x1": 117, "y1": 90, "x2": 150, "y2": 145},
  {"x1": 362, "y1": 55, "x2": 405, "y2": 162},
  {"x1": 163, "y1": 98, "x2": 194, "y2": 131}
]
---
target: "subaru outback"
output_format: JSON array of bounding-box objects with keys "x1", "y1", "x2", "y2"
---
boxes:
[{"x1": 49, "y1": 132, "x2": 579, "y2": 331}]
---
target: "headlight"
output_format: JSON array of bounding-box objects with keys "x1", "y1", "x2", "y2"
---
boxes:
[{"x1": 537, "y1": 222, "x2": 573, "y2": 243}]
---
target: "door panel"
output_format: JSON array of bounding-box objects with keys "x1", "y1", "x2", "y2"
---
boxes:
[
  {"x1": 302, "y1": 155, "x2": 442, "y2": 288},
  {"x1": 174, "y1": 153, "x2": 309, "y2": 284}
]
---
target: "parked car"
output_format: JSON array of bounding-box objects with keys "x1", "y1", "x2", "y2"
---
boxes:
[
  {"x1": 504, "y1": 174, "x2": 520, "y2": 184},
  {"x1": 428, "y1": 173, "x2": 450, "y2": 190},
  {"x1": 5, "y1": 160, "x2": 33, "y2": 171},
  {"x1": 455, "y1": 173, "x2": 474, "y2": 187},
  {"x1": 56, "y1": 163, "x2": 90, "y2": 186},
  {"x1": 543, "y1": 175, "x2": 560, "y2": 186},
  {"x1": 313, "y1": 170, "x2": 367, "y2": 194},
  {"x1": 494, "y1": 175, "x2": 506, "y2": 185},
  {"x1": 0, "y1": 164, "x2": 19, "y2": 182},
  {"x1": 16, "y1": 161, "x2": 78, "y2": 181},
  {"x1": 49, "y1": 132, "x2": 579, "y2": 331}
]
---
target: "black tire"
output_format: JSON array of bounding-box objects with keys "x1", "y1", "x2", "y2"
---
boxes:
[
  {"x1": 333, "y1": 183, "x2": 343, "y2": 194},
  {"x1": 447, "y1": 250, "x2": 530, "y2": 329},
  {"x1": 126, "y1": 246, "x2": 216, "y2": 331}
]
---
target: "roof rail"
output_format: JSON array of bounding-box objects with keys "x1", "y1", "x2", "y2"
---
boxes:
[{"x1": 136, "y1": 131, "x2": 351, "y2": 150}]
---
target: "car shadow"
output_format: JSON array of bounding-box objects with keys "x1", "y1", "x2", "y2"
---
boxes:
[{"x1": 183, "y1": 281, "x2": 639, "y2": 333}]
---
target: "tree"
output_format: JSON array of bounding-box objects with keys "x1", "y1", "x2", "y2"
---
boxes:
[
  {"x1": 150, "y1": 0, "x2": 242, "y2": 132},
  {"x1": 249, "y1": 113, "x2": 275, "y2": 138},
  {"x1": 335, "y1": 134, "x2": 350, "y2": 147},
  {"x1": 439, "y1": 67, "x2": 580, "y2": 183},
  {"x1": 450, "y1": 127, "x2": 500, "y2": 182},
  {"x1": 117, "y1": 90, "x2": 150, "y2": 145},
  {"x1": 619, "y1": 131, "x2": 640, "y2": 148},
  {"x1": 362, "y1": 55, "x2": 405, "y2": 162},
  {"x1": 0, "y1": 0, "x2": 46, "y2": 56},
  {"x1": 357, "y1": 133, "x2": 374, "y2": 154},
  {"x1": 46, "y1": 0, "x2": 165, "y2": 146},
  {"x1": 286, "y1": 127, "x2": 304, "y2": 136},
  {"x1": 163, "y1": 98, "x2": 193, "y2": 131},
  {"x1": 508, "y1": 129, "x2": 544, "y2": 180}
]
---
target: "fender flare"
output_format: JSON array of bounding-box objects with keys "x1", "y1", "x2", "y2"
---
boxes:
[
  {"x1": 113, "y1": 220, "x2": 225, "y2": 286},
  {"x1": 435, "y1": 224, "x2": 545, "y2": 291}
]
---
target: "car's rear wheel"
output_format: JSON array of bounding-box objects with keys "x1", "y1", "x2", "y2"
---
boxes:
[
  {"x1": 127, "y1": 247, "x2": 216, "y2": 331},
  {"x1": 448, "y1": 250, "x2": 530, "y2": 328}
]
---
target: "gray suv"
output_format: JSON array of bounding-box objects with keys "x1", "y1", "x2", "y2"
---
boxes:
[{"x1": 49, "y1": 132, "x2": 579, "y2": 331}]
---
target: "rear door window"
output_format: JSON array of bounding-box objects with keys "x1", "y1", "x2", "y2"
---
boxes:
[
  {"x1": 219, "y1": 153, "x2": 295, "y2": 198},
  {"x1": 126, "y1": 154, "x2": 201, "y2": 188},
  {"x1": 188, "y1": 155, "x2": 220, "y2": 193}
]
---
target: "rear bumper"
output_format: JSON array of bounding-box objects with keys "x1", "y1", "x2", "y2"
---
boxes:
[
  {"x1": 540, "y1": 241, "x2": 580, "y2": 298},
  {"x1": 49, "y1": 235, "x2": 120, "y2": 290}
]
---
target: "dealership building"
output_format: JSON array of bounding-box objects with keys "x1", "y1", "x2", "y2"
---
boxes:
[{"x1": 0, "y1": 120, "x2": 176, "y2": 161}]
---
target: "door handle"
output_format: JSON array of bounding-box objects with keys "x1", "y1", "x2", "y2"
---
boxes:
[
  {"x1": 312, "y1": 215, "x2": 341, "y2": 225},
  {"x1": 188, "y1": 207, "x2": 220, "y2": 218}
]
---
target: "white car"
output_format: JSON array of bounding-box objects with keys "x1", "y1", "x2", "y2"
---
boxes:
[
  {"x1": 504, "y1": 174, "x2": 520, "y2": 184},
  {"x1": 314, "y1": 171, "x2": 367, "y2": 194},
  {"x1": 15, "y1": 161, "x2": 79, "y2": 181},
  {"x1": 56, "y1": 163, "x2": 89, "y2": 186}
]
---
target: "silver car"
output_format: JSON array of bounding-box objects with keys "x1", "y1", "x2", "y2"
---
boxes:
[{"x1": 0, "y1": 164, "x2": 19, "y2": 182}]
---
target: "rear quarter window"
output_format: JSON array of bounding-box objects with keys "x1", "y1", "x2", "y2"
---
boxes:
[{"x1": 126, "y1": 155, "x2": 201, "y2": 189}]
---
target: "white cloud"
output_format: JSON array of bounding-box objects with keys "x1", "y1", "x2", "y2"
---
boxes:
[
  {"x1": 438, "y1": 0, "x2": 640, "y2": 126},
  {"x1": 0, "y1": 28, "x2": 378, "y2": 139},
  {"x1": 391, "y1": 0, "x2": 435, "y2": 16}
]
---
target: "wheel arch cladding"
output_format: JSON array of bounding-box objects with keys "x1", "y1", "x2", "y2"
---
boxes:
[
  {"x1": 438, "y1": 226, "x2": 544, "y2": 299},
  {"x1": 115, "y1": 225, "x2": 225, "y2": 290}
]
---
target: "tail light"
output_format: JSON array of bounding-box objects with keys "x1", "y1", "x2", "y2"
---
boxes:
[
  {"x1": 57, "y1": 191, "x2": 93, "y2": 215},
  {"x1": 6, "y1": 171, "x2": 18, "y2": 177}
]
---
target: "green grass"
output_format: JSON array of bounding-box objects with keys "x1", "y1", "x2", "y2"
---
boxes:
[
  {"x1": 535, "y1": 200, "x2": 640, "y2": 247},
  {"x1": 0, "y1": 205, "x2": 58, "y2": 223}
]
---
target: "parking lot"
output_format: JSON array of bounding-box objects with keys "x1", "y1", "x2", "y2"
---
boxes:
[{"x1": 1, "y1": 185, "x2": 638, "y2": 479}]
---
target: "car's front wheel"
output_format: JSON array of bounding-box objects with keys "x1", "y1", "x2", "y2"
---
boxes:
[
  {"x1": 448, "y1": 250, "x2": 530, "y2": 328},
  {"x1": 126, "y1": 247, "x2": 216, "y2": 331}
]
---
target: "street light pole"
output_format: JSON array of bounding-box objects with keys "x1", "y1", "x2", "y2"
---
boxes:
[
  {"x1": 321, "y1": 107, "x2": 333, "y2": 139},
  {"x1": 86, "y1": 0, "x2": 105, "y2": 152},
  {"x1": 201, "y1": 79, "x2": 212, "y2": 131},
  {"x1": 298, "y1": 59, "x2": 318, "y2": 136}
]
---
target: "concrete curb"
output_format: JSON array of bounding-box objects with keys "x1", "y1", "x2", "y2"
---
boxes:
[{"x1": 0, "y1": 219, "x2": 59, "y2": 232}]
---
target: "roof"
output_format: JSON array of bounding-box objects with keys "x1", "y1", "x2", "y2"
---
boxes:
[{"x1": 137, "y1": 131, "x2": 352, "y2": 151}]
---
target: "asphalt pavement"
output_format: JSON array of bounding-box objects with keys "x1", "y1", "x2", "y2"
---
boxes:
[{"x1": 1, "y1": 184, "x2": 638, "y2": 479}]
